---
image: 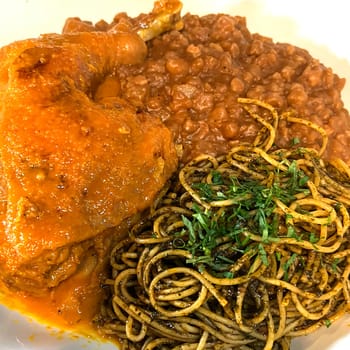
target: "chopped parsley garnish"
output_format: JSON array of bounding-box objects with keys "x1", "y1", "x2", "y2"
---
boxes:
[{"x1": 178, "y1": 160, "x2": 311, "y2": 274}]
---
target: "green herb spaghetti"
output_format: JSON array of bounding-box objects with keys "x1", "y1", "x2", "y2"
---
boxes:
[{"x1": 96, "y1": 99, "x2": 350, "y2": 350}]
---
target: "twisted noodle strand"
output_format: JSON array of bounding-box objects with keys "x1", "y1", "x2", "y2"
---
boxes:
[{"x1": 96, "y1": 99, "x2": 350, "y2": 349}]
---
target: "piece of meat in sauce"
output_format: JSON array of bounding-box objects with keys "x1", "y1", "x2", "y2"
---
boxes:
[{"x1": 0, "y1": 30, "x2": 178, "y2": 296}]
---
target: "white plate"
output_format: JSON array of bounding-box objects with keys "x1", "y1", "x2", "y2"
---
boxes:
[{"x1": 1, "y1": 1, "x2": 350, "y2": 349}]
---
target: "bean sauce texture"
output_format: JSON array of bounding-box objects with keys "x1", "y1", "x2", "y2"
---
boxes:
[{"x1": 67, "y1": 12, "x2": 350, "y2": 164}]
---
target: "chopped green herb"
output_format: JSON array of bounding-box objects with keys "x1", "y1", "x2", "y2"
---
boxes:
[
  {"x1": 180, "y1": 157, "x2": 313, "y2": 273},
  {"x1": 275, "y1": 251, "x2": 281, "y2": 261},
  {"x1": 331, "y1": 258, "x2": 340, "y2": 272},
  {"x1": 283, "y1": 253, "x2": 298, "y2": 280},
  {"x1": 258, "y1": 243, "x2": 269, "y2": 266},
  {"x1": 212, "y1": 170, "x2": 224, "y2": 185},
  {"x1": 309, "y1": 232, "x2": 319, "y2": 244},
  {"x1": 223, "y1": 271, "x2": 234, "y2": 279},
  {"x1": 291, "y1": 137, "x2": 300, "y2": 145},
  {"x1": 324, "y1": 319, "x2": 332, "y2": 328}
]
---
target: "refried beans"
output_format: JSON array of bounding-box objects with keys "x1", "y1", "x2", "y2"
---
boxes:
[{"x1": 64, "y1": 12, "x2": 350, "y2": 165}]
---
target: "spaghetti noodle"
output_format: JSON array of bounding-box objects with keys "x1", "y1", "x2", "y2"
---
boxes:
[{"x1": 96, "y1": 99, "x2": 350, "y2": 350}]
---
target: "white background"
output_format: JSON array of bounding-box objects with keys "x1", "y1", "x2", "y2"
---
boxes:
[{"x1": 0, "y1": 1, "x2": 350, "y2": 349}]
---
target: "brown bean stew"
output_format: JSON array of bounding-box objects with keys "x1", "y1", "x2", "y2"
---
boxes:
[
  {"x1": 66, "y1": 12, "x2": 350, "y2": 164},
  {"x1": 123, "y1": 14, "x2": 350, "y2": 163}
]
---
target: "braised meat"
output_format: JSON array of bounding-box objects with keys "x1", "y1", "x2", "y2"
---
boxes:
[{"x1": 0, "y1": 30, "x2": 178, "y2": 296}]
